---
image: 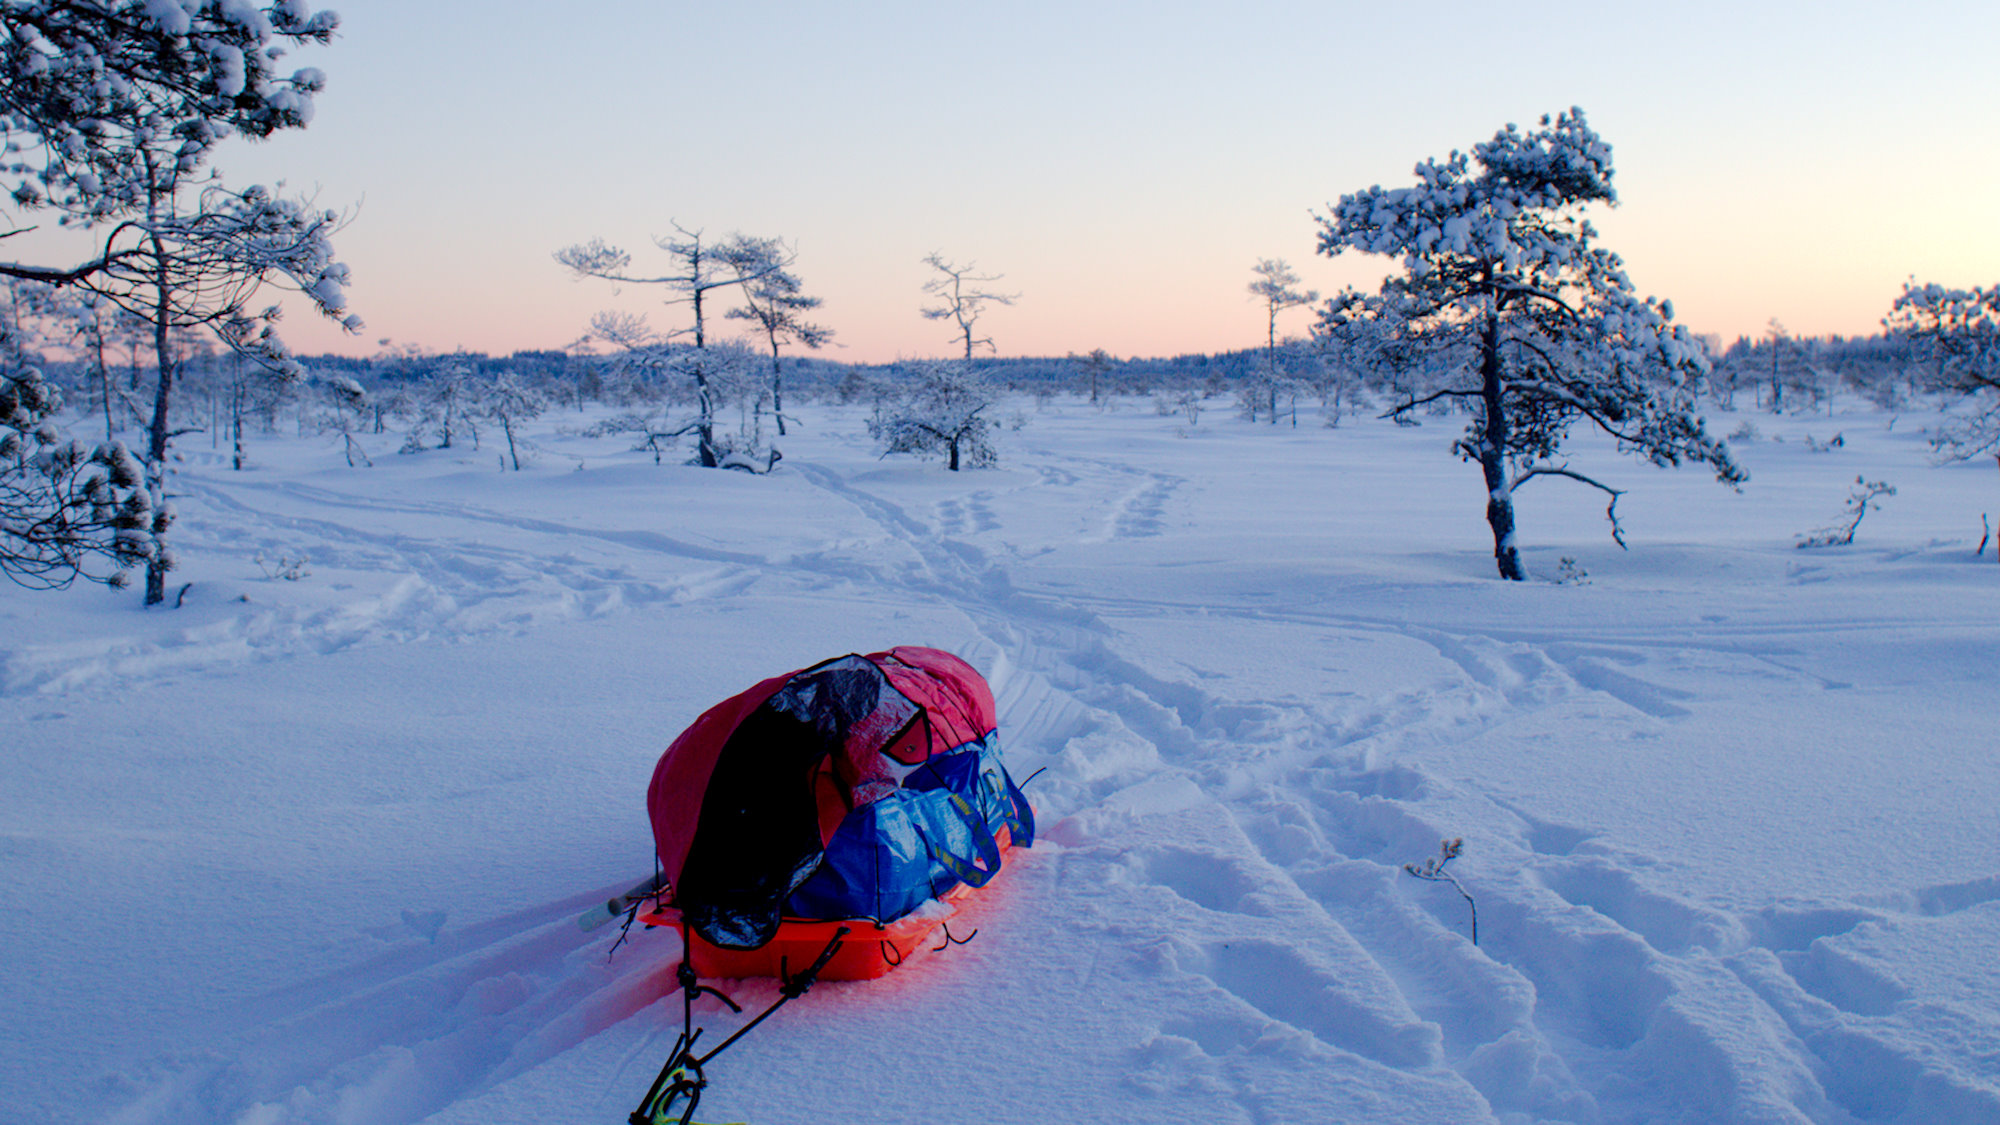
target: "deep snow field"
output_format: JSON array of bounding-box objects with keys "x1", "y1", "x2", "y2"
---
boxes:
[{"x1": 4, "y1": 390, "x2": 1998, "y2": 1125}]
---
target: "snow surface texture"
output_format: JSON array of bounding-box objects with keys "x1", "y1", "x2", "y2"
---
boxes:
[{"x1": 3, "y1": 397, "x2": 1997, "y2": 1124}]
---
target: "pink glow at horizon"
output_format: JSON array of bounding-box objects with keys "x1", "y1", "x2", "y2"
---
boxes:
[{"x1": 68, "y1": 1, "x2": 2000, "y2": 364}]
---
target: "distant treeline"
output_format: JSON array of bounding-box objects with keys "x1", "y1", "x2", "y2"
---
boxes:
[
  {"x1": 32, "y1": 329, "x2": 1932, "y2": 421},
  {"x1": 283, "y1": 346, "x2": 1273, "y2": 390},
  {"x1": 260, "y1": 330, "x2": 1923, "y2": 405}
]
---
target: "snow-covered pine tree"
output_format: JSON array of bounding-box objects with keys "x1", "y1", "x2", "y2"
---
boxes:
[
  {"x1": 1315, "y1": 108, "x2": 1744, "y2": 580},
  {"x1": 4, "y1": 2, "x2": 359, "y2": 603},
  {"x1": 216, "y1": 317, "x2": 305, "y2": 470},
  {"x1": 1070, "y1": 348, "x2": 1114, "y2": 406},
  {"x1": 724, "y1": 239, "x2": 832, "y2": 438},
  {"x1": 1758, "y1": 319, "x2": 1808, "y2": 414},
  {"x1": 47, "y1": 288, "x2": 148, "y2": 442},
  {"x1": 1885, "y1": 282, "x2": 2000, "y2": 458},
  {"x1": 556, "y1": 225, "x2": 787, "y2": 468},
  {"x1": 1247, "y1": 259, "x2": 1318, "y2": 424},
  {"x1": 0, "y1": 0, "x2": 339, "y2": 282},
  {"x1": 316, "y1": 372, "x2": 370, "y2": 466},
  {"x1": 102, "y1": 184, "x2": 353, "y2": 595}
]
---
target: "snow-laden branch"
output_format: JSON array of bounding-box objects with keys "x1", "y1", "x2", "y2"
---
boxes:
[
  {"x1": 1512, "y1": 463, "x2": 1628, "y2": 548},
  {"x1": 2, "y1": 1, "x2": 338, "y2": 221}
]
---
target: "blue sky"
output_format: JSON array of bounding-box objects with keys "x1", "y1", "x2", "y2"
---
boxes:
[{"x1": 148, "y1": 0, "x2": 2000, "y2": 361}]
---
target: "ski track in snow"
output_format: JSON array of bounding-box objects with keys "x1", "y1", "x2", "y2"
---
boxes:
[
  {"x1": 14, "y1": 410, "x2": 1997, "y2": 1125},
  {"x1": 0, "y1": 475, "x2": 774, "y2": 696},
  {"x1": 785, "y1": 454, "x2": 2000, "y2": 1123}
]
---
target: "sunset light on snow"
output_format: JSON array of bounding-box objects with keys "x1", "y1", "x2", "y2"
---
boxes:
[{"x1": 9, "y1": 4, "x2": 2000, "y2": 1122}]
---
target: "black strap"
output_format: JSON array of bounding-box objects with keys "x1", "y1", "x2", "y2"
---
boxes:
[{"x1": 696, "y1": 926, "x2": 849, "y2": 1066}]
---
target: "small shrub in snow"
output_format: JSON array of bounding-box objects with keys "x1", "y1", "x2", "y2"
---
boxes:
[
  {"x1": 1404, "y1": 837, "x2": 1477, "y2": 945},
  {"x1": 1797, "y1": 476, "x2": 1896, "y2": 548},
  {"x1": 582, "y1": 412, "x2": 655, "y2": 439},
  {"x1": 254, "y1": 551, "x2": 310, "y2": 581},
  {"x1": 1556, "y1": 557, "x2": 1590, "y2": 586}
]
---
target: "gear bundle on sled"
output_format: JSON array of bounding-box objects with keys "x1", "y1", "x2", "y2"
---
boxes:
[{"x1": 583, "y1": 647, "x2": 1035, "y2": 1122}]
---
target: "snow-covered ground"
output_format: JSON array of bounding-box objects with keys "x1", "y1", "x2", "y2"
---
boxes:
[{"x1": 4, "y1": 393, "x2": 1997, "y2": 1125}]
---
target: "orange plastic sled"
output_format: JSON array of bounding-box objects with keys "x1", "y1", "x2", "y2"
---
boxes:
[{"x1": 638, "y1": 831, "x2": 1014, "y2": 982}]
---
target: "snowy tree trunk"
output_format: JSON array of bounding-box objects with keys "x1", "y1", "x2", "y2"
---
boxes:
[
  {"x1": 95, "y1": 334, "x2": 116, "y2": 444},
  {"x1": 690, "y1": 283, "x2": 719, "y2": 468},
  {"x1": 230, "y1": 358, "x2": 247, "y2": 472},
  {"x1": 1267, "y1": 312, "x2": 1280, "y2": 425},
  {"x1": 144, "y1": 411, "x2": 172, "y2": 598},
  {"x1": 144, "y1": 227, "x2": 175, "y2": 606},
  {"x1": 1478, "y1": 300, "x2": 1525, "y2": 581},
  {"x1": 770, "y1": 347, "x2": 787, "y2": 438}
]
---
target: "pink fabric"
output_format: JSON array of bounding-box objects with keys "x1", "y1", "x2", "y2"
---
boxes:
[
  {"x1": 645, "y1": 669, "x2": 793, "y2": 888},
  {"x1": 878, "y1": 646, "x2": 996, "y2": 762},
  {"x1": 644, "y1": 647, "x2": 998, "y2": 888}
]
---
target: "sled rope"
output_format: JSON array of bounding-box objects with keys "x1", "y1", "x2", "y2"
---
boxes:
[{"x1": 627, "y1": 923, "x2": 847, "y2": 1125}]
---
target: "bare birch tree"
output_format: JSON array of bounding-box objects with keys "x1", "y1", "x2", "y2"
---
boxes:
[{"x1": 921, "y1": 253, "x2": 1017, "y2": 360}]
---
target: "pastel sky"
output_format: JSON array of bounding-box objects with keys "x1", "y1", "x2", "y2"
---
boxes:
[{"x1": 76, "y1": 0, "x2": 2000, "y2": 363}]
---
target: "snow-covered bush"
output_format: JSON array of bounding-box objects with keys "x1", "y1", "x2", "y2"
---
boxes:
[
  {"x1": 477, "y1": 372, "x2": 546, "y2": 471},
  {"x1": 1, "y1": 357, "x2": 156, "y2": 589},
  {"x1": 1797, "y1": 476, "x2": 1895, "y2": 548},
  {"x1": 1886, "y1": 281, "x2": 2000, "y2": 458},
  {"x1": 868, "y1": 361, "x2": 1001, "y2": 471},
  {"x1": 404, "y1": 359, "x2": 479, "y2": 452}
]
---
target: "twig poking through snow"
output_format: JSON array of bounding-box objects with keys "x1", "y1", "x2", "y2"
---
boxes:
[
  {"x1": 1797, "y1": 476, "x2": 1895, "y2": 548},
  {"x1": 255, "y1": 551, "x2": 311, "y2": 581}
]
